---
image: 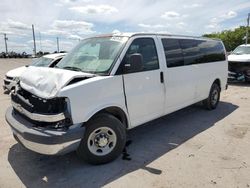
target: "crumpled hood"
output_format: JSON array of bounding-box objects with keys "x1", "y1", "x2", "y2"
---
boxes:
[
  {"x1": 20, "y1": 66, "x2": 93, "y2": 99},
  {"x1": 6, "y1": 66, "x2": 27, "y2": 78},
  {"x1": 228, "y1": 54, "x2": 250, "y2": 62}
]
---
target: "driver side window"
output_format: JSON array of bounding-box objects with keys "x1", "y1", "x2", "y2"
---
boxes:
[{"x1": 121, "y1": 38, "x2": 159, "y2": 73}]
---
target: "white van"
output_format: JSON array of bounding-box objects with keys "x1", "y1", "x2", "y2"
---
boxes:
[{"x1": 5, "y1": 33, "x2": 227, "y2": 164}]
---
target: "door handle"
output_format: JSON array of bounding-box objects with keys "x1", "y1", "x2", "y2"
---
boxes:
[{"x1": 160, "y1": 72, "x2": 164, "y2": 83}]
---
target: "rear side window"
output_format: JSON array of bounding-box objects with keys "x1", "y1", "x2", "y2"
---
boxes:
[
  {"x1": 179, "y1": 39, "x2": 205, "y2": 65},
  {"x1": 161, "y1": 39, "x2": 184, "y2": 67},
  {"x1": 123, "y1": 38, "x2": 159, "y2": 72},
  {"x1": 162, "y1": 38, "x2": 226, "y2": 68},
  {"x1": 201, "y1": 41, "x2": 226, "y2": 62}
]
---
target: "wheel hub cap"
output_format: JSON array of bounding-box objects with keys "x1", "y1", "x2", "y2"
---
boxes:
[
  {"x1": 95, "y1": 134, "x2": 109, "y2": 147},
  {"x1": 87, "y1": 127, "x2": 117, "y2": 156}
]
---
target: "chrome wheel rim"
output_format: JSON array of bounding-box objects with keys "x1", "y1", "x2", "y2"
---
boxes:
[
  {"x1": 87, "y1": 127, "x2": 117, "y2": 156},
  {"x1": 211, "y1": 89, "x2": 219, "y2": 106}
]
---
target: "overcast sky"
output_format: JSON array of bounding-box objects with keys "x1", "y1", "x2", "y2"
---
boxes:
[{"x1": 0, "y1": 0, "x2": 249, "y2": 53}]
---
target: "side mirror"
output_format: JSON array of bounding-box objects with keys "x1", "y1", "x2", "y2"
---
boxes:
[{"x1": 124, "y1": 53, "x2": 143, "y2": 73}]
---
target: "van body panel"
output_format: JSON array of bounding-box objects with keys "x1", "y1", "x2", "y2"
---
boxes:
[{"x1": 58, "y1": 75, "x2": 129, "y2": 125}]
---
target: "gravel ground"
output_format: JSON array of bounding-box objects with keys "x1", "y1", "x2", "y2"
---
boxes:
[{"x1": 0, "y1": 59, "x2": 249, "y2": 188}]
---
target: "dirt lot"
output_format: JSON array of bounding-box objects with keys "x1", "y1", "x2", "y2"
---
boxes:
[{"x1": 0, "y1": 59, "x2": 249, "y2": 188}]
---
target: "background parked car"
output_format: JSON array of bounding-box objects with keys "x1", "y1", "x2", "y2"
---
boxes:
[
  {"x1": 228, "y1": 44, "x2": 250, "y2": 83},
  {"x1": 3, "y1": 53, "x2": 66, "y2": 92}
]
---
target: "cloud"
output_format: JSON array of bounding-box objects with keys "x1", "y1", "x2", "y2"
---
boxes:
[
  {"x1": 161, "y1": 11, "x2": 180, "y2": 19},
  {"x1": 7, "y1": 19, "x2": 30, "y2": 30},
  {"x1": 51, "y1": 20, "x2": 95, "y2": 35},
  {"x1": 183, "y1": 3, "x2": 202, "y2": 8},
  {"x1": 52, "y1": 20, "x2": 93, "y2": 29},
  {"x1": 55, "y1": 0, "x2": 92, "y2": 6},
  {"x1": 69, "y1": 5, "x2": 118, "y2": 14},
  {"x1": 0, "y1": 0, "x2": 248, "y2": 53},
  {"x1": 206, "y1": 11, "x2": 238, "y2": 29},
  {"x1": 221, "y1": 11, "x2": 237, "y2": 19},
  {"x1": 138, "y1": 23, "x2": 166, "y2": 29},
  {"x1": 68, "y1": 34, "x2": 83, "y2": 40},
  {"x1": 177, "y1": 22, "x2": 187, "y2": 28}
]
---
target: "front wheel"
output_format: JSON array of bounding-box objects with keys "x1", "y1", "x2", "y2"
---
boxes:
[
  {"x1": 203, "y1": 83, "x2": 220, "y2": 110},
  {"x1": 77, "y1": 113, "x2": 126, "y2": 165}
]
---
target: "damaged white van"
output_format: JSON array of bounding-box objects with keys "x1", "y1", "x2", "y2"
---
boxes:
[{"x1": 6, "y1": 33, "x2": 227, "y2": 164}]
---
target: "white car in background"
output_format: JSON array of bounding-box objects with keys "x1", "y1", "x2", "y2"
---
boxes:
[
  {"x1": 3, "y1": 53, "x2": 66, "y2": 91},
  {"x1": 228, "y1": 44, "x2": 250, "y2": 82}
]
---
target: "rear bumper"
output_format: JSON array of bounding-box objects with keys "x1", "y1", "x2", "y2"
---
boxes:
[{"x1": 5, "y1": 107, "x2": 85, "y2": 155}]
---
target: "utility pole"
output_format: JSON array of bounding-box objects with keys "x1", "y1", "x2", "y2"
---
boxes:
[
  {"x1": 246, "y1": 13, "x2": 250, "y2": 45},
  {"x1": 32, "y1": 24, "x2": 36, "y2": 56},
  {"x1": 4, "y1": 33, "x2": 8, "y2": 54},
  {"x1": 56, "y1": 37, "x2": 59, "y2": 52}
]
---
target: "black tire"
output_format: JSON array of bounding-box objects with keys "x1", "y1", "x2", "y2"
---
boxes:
[
  {"x1": 77, "y1": 113, "x2": 126, "y2": 165},
  {"x1": 203, "y1": 83, "x2": 220, "y2": 110}
]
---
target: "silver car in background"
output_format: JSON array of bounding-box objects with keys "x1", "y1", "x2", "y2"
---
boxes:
[{"x1": 3, "y1": 53, "x2": 66, "y2": 92}]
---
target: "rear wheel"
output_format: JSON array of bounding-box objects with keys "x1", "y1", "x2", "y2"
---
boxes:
[
  {"x1": 77, "y1": 113, "x2": 126, "y2": 165},
  {"x1": 203, "y1": 83, "x2": 220, "y2": 110}
]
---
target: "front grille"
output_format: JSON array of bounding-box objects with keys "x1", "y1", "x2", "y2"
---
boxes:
[{"x1": 228, "y1": 61, "x2": 250, "y2": 73}]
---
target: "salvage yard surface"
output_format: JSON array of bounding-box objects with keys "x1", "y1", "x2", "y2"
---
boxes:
[{"x1": 0, "y1": 59, "x2": 250, "y2": 188}]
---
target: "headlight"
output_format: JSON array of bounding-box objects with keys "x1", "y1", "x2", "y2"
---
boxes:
[{"x1": 13, "y1": 77, "x2": 20, "y2": 82}]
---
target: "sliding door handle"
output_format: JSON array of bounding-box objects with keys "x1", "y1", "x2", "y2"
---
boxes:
[{"x1": 160, "y1": 71, "x2": 164, "y2": 83}]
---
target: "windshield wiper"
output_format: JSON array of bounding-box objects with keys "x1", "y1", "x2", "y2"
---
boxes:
[{"x1": 62, "y1": 66, "x2": 82, "y2": 72}]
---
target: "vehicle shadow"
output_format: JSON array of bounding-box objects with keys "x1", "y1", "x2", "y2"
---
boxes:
[{"x1": 8, "y1": 101, "x2": 238, "y2": 188}]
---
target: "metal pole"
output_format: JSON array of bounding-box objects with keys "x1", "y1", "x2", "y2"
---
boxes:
[
  {"x1": 57, "y1": 37, "x2": 59, "y2": 52},
  {"x1": 4, "y1": 33, "x2": 8, "y2": 54},
  {"x1": 32, "y1": 24, "x2": 36, "y2": 56},
  {"x1": 246, "y1": 13, "x2": 250, "y2": 45}
]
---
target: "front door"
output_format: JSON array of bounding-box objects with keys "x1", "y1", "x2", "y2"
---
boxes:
[{"x1": 121, "y1": 37, "x2": 165, "y2": 127}]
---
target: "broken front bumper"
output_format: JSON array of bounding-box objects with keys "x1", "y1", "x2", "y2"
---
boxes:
[
  {"x1": 3, "y1": 78, "x2": 17, "y2": 91},
  {"x1": 12, "y1": 100, "x2": 66, "y2": 123},
  {"x1": 228, "y1": 61, "x2": 250, "y2": 82},
  {"x1": 5, "y1": 107, "x2": 85, "y2": 155}
]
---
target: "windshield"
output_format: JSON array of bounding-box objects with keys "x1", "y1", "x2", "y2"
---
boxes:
[
  {"x1": 31, "y1": 57, "x2": 53, "y2": 67},
  {"x1": 232, "y1": 46, "x2": 250, "y2": 55},
  {"x1": 56, "y1": 36, "x2": 128, "y2": 74}
]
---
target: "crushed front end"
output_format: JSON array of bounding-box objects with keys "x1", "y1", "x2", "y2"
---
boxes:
[
  {"x1": 228, "y1": 61, "x2": 250, "y2": 82},
  {"x1": 5, "y1": 85, "x2": 85, "y2": 155}
]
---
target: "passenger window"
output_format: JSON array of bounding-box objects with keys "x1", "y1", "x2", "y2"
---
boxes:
[
  {"x1": 161, "y1": 38, "x2": 184, "y2": 67},
  {"x1": 122, "y1": 38, "x2": 159, "y2": 72},
  {"x1": 179, "y1": 39, "x2": 204, "y2": 65}
]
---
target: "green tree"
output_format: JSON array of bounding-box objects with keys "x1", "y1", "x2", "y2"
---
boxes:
[{"x1": 203, "y1": 26, "x2": 248, "y2": 52}]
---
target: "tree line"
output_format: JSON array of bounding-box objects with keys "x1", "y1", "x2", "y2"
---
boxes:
[{"x1": 203, "y1": 26, "x2": 248, "y2": 52}]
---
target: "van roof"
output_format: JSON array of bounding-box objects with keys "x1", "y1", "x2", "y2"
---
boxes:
[{"x1": 91, "y1": 32, "x2": 222, "y2": 41}]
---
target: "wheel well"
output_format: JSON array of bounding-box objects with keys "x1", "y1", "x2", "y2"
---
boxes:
[
  {"x1": 213, "y1": 79, "x2": 221, "y2": 90},
  {"x1": 89, "y1": 107, "x2": 128, "y2": 128}
]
